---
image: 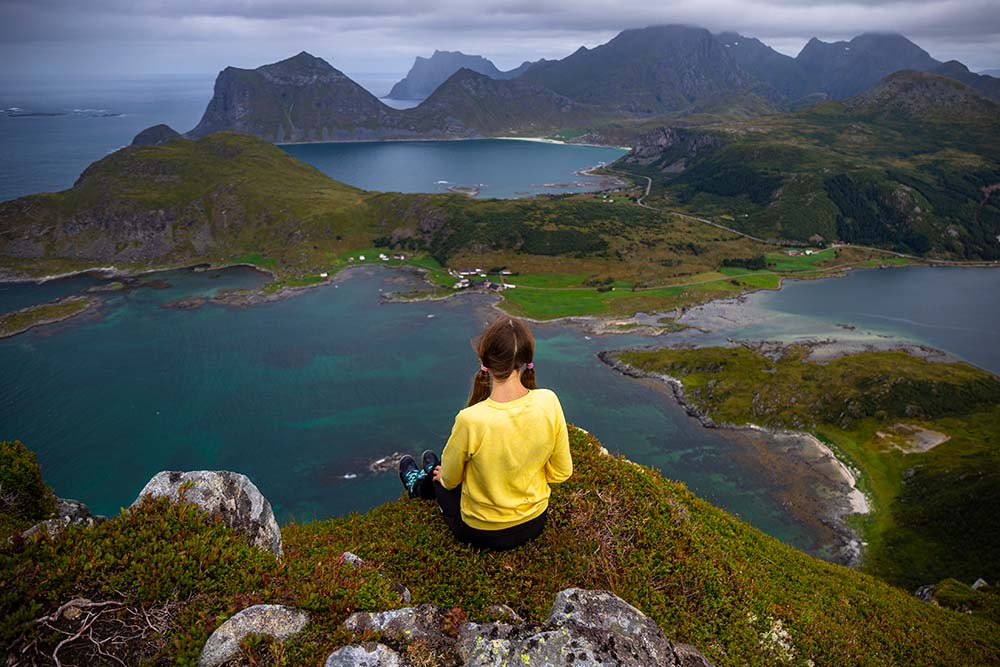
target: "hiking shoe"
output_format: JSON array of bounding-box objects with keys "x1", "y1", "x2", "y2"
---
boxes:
[
  {"x1": 421, "y1": 450, "x2": 441, "y2": 474},
  {"x1": 398, "y1": 455, "x2": 424, "y2": 498}
]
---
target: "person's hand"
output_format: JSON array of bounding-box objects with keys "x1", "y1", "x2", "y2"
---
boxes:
[{"x1": 432, "y1": 465, "x2": 442, "y2": 482}]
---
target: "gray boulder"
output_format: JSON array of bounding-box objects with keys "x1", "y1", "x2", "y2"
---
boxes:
[
  {"x1": 133, "y1": 470, "x2": 283, "y2": 557},
  {"x1": 342, "y1": 588, "x2": 714, "y2": 667},
  {"x1": 343, "y1": 605, "x2": 444, "y2": 643},
  {"x1": 22, "y1": 498, "x2": 106, "y2": 539},
  {"x1": 325, "y1": 642, "x2": 404, "y2": 667},
  {"x1": 198, "y1": 604, "x2": 309, "y2": 667}
]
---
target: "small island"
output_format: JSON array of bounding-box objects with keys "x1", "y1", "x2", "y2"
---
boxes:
[{"x1": 0, "y1": 296, "x2": 95, "y2": 339}]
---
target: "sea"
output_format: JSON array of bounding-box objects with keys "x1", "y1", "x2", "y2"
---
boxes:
[{"x1": 0, "y1": 74, "x2": 623, "y2": 202}]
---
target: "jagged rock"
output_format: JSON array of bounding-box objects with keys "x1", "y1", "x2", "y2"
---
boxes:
[
  {"x1": 343, "y1": 588, "x2": 714, "y2": 666},
  {"x1": 325, "y1": 642, "x2": 404, "y2": 667},
  {"x1": 198, "y1": 604, "x2": 309, "y2": 667},
  {"x1": 914, "y1": 584, "x2": 937, "y2": 602},
  {"x1": 21, "y1": 498, "x2": 106, "y2": 539},
  {"x1": 973, "y1": 578, "x2": 990, "y2": 590},
  {"x1": 342, "y1": 551, "x2": 366, "y2": 566},
  {"x1": 133, "y1": 470, "x2": 283, "y2": 557}
]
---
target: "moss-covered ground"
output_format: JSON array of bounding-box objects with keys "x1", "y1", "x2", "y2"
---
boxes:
[
  {"x1": 616, "y1": 346, "x2": 1000, "y2": 591},
  {"x1": 4, "y1": 431, "x2": 998, "y2": 666}
]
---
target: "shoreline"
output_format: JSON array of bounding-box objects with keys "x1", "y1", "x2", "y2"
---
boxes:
[{"x1": 597, "y1": 349, "x2": 871, "y2": 567}]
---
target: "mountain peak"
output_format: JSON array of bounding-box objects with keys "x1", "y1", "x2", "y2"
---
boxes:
[{"x1": 845, "y1": 69, "x2": 999, "y2": 123}]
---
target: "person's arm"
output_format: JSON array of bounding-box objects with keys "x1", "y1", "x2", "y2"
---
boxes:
[
  {"x1": 544, "y1": 395, "x2": 573, "y2": 484},
  {"x1": 439, "y1": 413, "x2": 471, "y2": 490}
]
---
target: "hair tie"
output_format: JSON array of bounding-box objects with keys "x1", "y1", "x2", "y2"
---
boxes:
[
  {"x1": 480, "y1": 364, "x2": 489, "y2": 373},
  {"x1": 526, "y1": 362, "x2": 534, "y2": 370}
]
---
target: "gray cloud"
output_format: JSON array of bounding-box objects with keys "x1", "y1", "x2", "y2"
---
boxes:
[{"x1": 1, "y1": 0, "x2": 998, "y2": 78}]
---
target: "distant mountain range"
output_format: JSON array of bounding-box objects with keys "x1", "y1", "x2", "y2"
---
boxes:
[
  {"x1": 177, "y1": 25, "x2": 999, "y2": 145},
  {"x1": 187, "y1": 52, "x2": 602, "y2": 142},
  {"x1": 387, "y1": 50, "x2": 544, "y2": 99}
]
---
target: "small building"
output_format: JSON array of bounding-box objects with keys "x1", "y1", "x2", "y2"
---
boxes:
[
  {"x1": 379, "y1": 253, "x2": 389, "y2": 261},
  {"x1": 347, "y1": 257, "x2": 355, "y2": 263},
  {"x1": 786, "y1": 250, "x2": 801, "y2": 256},
  {"x1": 319, "y1": 272, "x2": 328, "y2": 278},
  {"x1": 393, "y1": 253, "x2": 406, "y2": 260},
  {"x1": 359, "y1": 255, "x2": 366, "y2": 261},
  {"x1": 804, "y1": 249, "x2": 815, "y2": 256},
  {"x1": 499, "y1": 269, "x2": 513, "y2": 276}
]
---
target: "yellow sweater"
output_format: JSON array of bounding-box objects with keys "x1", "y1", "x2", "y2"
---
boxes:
[{"x1": 440, "y1": 388, "x2": 572, "y2": 530}]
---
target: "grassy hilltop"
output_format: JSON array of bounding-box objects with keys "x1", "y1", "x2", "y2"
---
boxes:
[{"x1": 2, "y1": 431, "x2": 999, "y2": 666}]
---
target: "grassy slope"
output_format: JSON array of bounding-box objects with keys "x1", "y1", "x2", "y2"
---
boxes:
[
  {"x1": 616, "y1": 346, "x2": 1000, "y2": 590},
  {"x1": 4, "y1": 431, "x2": 999, "y2": 666}
]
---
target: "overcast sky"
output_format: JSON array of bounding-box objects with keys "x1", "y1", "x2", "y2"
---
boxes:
[{"x1": 2, "y1": 0, "x2": 998, "y2": 84}]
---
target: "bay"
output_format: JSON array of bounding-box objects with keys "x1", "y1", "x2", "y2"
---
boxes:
[{"x1": 0, "y1": 266, "x2": 834, "y2": 558}]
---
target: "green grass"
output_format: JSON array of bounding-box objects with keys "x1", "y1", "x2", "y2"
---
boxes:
[
  {"x1": 231, "y1": 252, "x2": 277, "y2": 269},
  {"x1": 764, "y1": 248, "x2": 838, "y2": 272},
  {"x1": 616, "y1": 345, "x2": 1000, "y2": 590},
  {"x1": 4, "y1": 432, "x2": 998, "y2": 666}
]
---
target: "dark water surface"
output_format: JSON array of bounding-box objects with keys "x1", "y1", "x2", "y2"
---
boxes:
[
  {"x1": 729, "y1": 266, "x2": 1000, "y2": 375},
  {"x1": 281, "y1": 139, "x2": 626, "y2": 199},
  {"x1": 1, "y1": 266, "x2": 831, "y2": 556}
]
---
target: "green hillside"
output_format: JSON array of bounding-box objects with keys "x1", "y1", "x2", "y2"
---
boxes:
[
  {"x1": 619, "y1": 72, "x2": 1000, "y2": 259},
  {"x1": 3, "y1": 431, "x2": 998, "y2": 666},
  {"x1": 615, "y1": 345, "x2": 1000, "y2": 590}
]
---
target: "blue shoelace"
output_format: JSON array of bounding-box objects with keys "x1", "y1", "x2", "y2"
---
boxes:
[{"x1": 403, "y1": 467, "x2": 425, "y2": 493}]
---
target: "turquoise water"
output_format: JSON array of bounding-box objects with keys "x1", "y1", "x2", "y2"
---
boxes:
[
  {"x1": 281, "y1": 139, "x2": 626, "y2": 199},
  {"x1": 1, "y1": 266, "x2": 831, "y2": 556}
]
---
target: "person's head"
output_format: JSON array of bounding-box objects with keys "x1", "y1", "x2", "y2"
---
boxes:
[{"x1": 467, "y1": 317, "x2": 536, "y2": 406}]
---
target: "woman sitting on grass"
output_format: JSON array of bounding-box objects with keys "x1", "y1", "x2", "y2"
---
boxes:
[{"x1": 399, "y1": 317, "x2": 572, "y2": 550}]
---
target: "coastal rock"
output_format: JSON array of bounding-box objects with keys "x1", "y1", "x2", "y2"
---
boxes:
[
  {"x1": 342, "y1": 588, "x2": 714, "y2": 666},
  {"x1": 198, "y1": 604, "x2": 309, "y2": 667},
  {"x1": 132, "y1": 470, "x2": 283, "y2": 557},
  {"x1": 325, "y1": 643, "x2": 404, "y2": 667},
  {"x1": 21, "y1": 498, "x2": 106, "y2": 539}
]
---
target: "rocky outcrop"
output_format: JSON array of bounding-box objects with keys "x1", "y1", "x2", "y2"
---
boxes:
[
  {"x1": 132, "y1": 470, "x2": 283, "y2": 557},
  {"x1": 131, "y1": 124, "x2": 182, "y2": 146},
  {"x1": 622, "y1": 127, "x2": 722, "y2": 170},
  {"x1": 21, "y1": 498, "x2": 106, "y2": 539},
  {"x1": 198, "y1": 604, "x2": 310, "y2": 667},
  {"x1": 338, "y1": 587, "x2": 714, "y2": 666}
]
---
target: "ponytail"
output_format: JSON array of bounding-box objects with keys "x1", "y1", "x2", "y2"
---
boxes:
[
  {"x1": 466, "y1": 367, "x2": 491, "y2": 407},
  {"x1": 521, "y1": 362, "x2": 536, "y2": 390}
]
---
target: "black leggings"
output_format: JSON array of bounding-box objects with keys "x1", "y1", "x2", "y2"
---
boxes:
[{"x1": 413, "y1": 476, "x2": 546, "y2": 550}]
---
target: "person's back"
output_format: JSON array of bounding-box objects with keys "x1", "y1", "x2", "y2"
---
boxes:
[
  {"x1": 398, "y1": 317, "x2": 572, "y2": 550},
  {"x1": 441, "y1": 387, "x2": 572, "y2": 530}
]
